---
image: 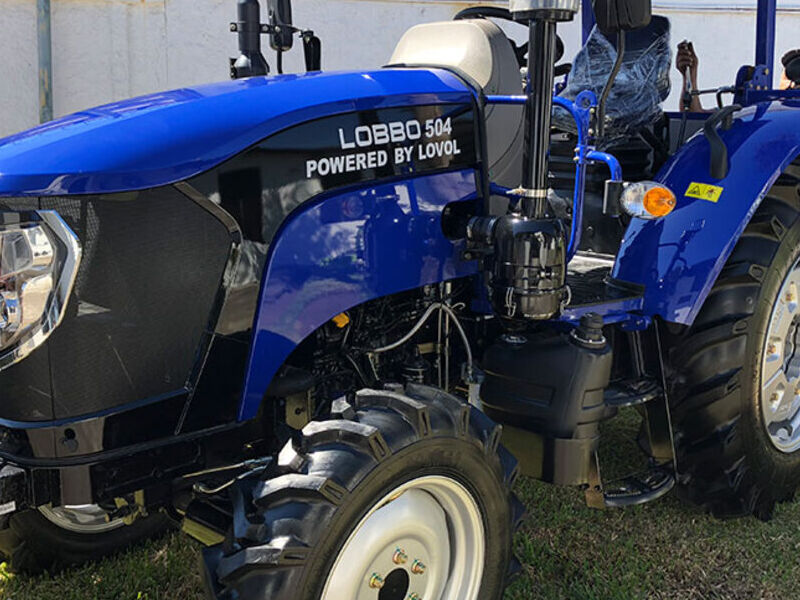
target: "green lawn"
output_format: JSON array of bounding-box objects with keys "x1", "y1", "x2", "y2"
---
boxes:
[{"x1": 2, "y1": 410, "x2": 799, "y2": 600}]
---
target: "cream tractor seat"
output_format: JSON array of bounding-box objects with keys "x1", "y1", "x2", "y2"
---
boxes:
[{"x1": 389, "y1": 19, "x2": 525, "y2": 189}]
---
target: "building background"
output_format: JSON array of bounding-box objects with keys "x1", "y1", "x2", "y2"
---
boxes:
[{"x1": 1, "y1": 0, "x2": 799, "y2": 137}]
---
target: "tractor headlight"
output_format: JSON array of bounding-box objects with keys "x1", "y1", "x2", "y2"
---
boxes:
[{"x1": 0, "y1": 211, "x2": 81, "y2": 370}]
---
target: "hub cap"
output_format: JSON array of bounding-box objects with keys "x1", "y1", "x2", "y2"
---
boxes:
[
  {"x1": 762, "y1": 260, "x2": 800, "y2": 452},
  {"x1": 321, "y1": 475, "x2": 485, "y2": 600},
  {"x1": 38, "y1": 504, "x2": 125, "y2": 534}
]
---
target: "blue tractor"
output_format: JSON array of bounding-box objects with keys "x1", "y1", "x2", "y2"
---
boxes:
[{"x1": 0, "y1": 0, "x2": 796, "y2": 596}]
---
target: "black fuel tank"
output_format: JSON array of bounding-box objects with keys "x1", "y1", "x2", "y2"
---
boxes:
[{"x1": 480, "y1": 318, "x2": 613, "y2": 439}]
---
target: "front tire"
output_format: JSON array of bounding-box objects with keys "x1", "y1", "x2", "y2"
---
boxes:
[
  {"x1": 667, "y1": 162, "x2": 800, "y2": 518},
  {"x1": 0, "y1": 505, "x2": 172, "y2": 573},
  {"x1": 203, "y1": 384, "x2": 523, "y2": 600}
]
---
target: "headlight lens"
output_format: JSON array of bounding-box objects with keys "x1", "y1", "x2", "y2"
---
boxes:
[{"x1": 0, "y1": 211, "x2": 81, "y2": 370}]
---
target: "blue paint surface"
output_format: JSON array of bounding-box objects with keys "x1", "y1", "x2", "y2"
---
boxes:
[
  {"x1": 4, "y1": 50, "x2": 799, "y2": 425},
  {"x1": 756, "y1": 0, "x2": 777, "y2": 76},
  {"x1": 239, "y1": 170, "x2": 480, "y2": 420},
  {"x1": 0, "y1": 69, "x2": 472, "y2": 196},
  {"x1": 614, "y1": 101, "x2": 800, "y2": 324}
]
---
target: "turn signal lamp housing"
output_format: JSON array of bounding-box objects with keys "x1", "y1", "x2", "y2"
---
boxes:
[{"x1": 620, "y1": 182, "x2": 677, "y2": 220}]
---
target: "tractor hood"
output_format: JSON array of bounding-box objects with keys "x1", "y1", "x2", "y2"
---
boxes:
[{"x1": 0, "y1": 69, "x2": 473, "y2": 197}]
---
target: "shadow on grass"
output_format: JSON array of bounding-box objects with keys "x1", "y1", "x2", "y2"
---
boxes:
[
  {"x1": 506, "y1": 409, "x2": 800, "y2": 600},
  {"x1": 2, "y1": 410, "x2": 798, "y2": 600}
]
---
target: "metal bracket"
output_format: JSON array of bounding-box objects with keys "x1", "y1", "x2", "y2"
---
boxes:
[
  {"x1": 286, "y1": 391, "x2": 315, "y2": 430},
  {"x1": 653, "y1": 323, "x2": 679, "y2": 475},
  {"x1": 584, "y1": 325, "x2": 678, "y2": 509},
  {"x1": 111, "y1": 489, "x2": 147, "y2": 525},
  {"x1": 735, "y1": 64, "x2": 772, "y2": 106},
  {"x1": 585, "y1": 386, "x2": 677, "y2": 509}
]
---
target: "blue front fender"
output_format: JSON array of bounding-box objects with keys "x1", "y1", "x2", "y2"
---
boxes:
[
  {"x1": 613, "y1": 101, "x2": 800, "y2": 325},
  {"x1": 238, "y1": 170, "x2": 479, "y2": 421}
]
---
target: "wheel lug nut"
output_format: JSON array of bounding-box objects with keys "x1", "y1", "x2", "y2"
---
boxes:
[
  {"x1": 369, "y1": 573, "x2": 385, "y2": 589},
  {"x1": 392, "y1": 547, "x2": 408, "y2": 565},
  {"x1": 411, "y1": 559, "x2": 426, "y2": 574}
]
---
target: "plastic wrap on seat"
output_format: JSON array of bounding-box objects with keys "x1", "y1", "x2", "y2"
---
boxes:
[{"x1": 554, "y1": 16, "x2": 672, "y2": 143}]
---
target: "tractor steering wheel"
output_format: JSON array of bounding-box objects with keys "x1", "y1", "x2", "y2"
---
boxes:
[{"x1": 454, "y1": 6, "x2": 569, "y2": 74}]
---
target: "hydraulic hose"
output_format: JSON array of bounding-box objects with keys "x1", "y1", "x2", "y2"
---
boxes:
[{"x1": 370, "y1": 302, "x2": 474, "y2": 382}]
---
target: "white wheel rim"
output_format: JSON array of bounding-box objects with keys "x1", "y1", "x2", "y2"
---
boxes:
[
  {"x1": 321, "y1": 475, "x2": 485, "y2": 600},
  {"x1": 38, "y1": 504, "x2": 125, "y2": 534},
  {"x1": 762, "y1": 257, "x2": 800, "y2": 452}
]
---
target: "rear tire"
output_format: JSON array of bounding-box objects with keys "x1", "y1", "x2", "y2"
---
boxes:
[
  {"x1": 0, "y1": 506, "x2": 172, "y2": 574},
  {"x1": 203, "y1": 384, "x2": 523, "y2": 600},
  {"x1": 667, "y1": 162, "x2": 800, "y2": 518}
]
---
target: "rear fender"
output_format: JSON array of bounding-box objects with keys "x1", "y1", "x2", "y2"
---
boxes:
[{"x1": 612, "y1": 101, "x2": 800, "y2": 325}]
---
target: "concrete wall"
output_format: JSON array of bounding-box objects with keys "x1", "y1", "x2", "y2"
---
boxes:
[{"x1": 1, "y1": 0, "x2": 799, "y2": 137}]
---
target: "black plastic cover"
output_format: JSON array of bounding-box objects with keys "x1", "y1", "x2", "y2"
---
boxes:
[
  {"x1": 594, "y1": 0, "x2": 652, "y2": 33},
  {"x1": 267, "y1": 0, "x2": 293, "y2": 51}
]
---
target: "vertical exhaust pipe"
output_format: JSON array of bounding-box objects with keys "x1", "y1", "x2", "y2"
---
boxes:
[
  {"x1": 521, "y1": 19, "x2": 558, "y2": 218},
  {"x1": 231, "y1": 0, "x2": 269, "y2": 79}
]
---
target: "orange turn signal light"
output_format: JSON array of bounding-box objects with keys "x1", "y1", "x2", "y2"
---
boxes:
[
  {"x1": 621, "y1": 182, "x2": 677, "y2": 220},
  {"x1": 643, "y1": 187, "x2": 677, "y2": 217}
]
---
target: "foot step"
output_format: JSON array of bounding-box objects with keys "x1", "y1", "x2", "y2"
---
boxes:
[{"x1": 602, "y1": 466, "x2": 675, "y2": 508}]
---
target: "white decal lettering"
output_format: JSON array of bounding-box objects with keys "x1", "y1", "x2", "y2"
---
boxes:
[
  {"x1": 355, "y1": 126, "x2": 373, "y2": 148},
  {"x1": 407, "y1": 120, "x2": 422, "y2": 141},
  {"x1": 425, "y1": 119, "x2": 435, "y2": 139},
  {"x1": 311, "y1": 117, "x2": 463, "y2": 180},
  {"x1": 373, "y1": 123, "x2": 390, "y2": 145},
  {"x1": 330, "y1": 155, "x2": 345, "y2": 173},
  {"x1": 338, "y1": 128, "x2": 355, "y2": 150},
  {"x1": 389, "y1": 121, "x2": 406, "y2": 143}
]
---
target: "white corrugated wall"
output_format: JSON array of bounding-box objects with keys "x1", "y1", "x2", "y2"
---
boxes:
[{"x1": 0, "y1": 0, "x2": 798, "y2": 137}]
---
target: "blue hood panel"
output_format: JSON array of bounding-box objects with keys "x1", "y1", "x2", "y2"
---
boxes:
[{"x1": 0, "y1": 69, "x2": 473, "y2": 196}]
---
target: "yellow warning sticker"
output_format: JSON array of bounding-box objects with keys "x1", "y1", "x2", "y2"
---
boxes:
[{"x1": 685, "y1": 182, "x2": 724, "y2": 203}]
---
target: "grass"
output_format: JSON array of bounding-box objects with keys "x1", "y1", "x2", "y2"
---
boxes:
[{"x1": 2, "y1": 410, "x2": 799, "y2": 600}]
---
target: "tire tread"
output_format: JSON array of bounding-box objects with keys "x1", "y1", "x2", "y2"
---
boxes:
[
  {"x1": 207, "y1": 385, "x2": 522, "y2": 599},
  {"x1": 669, "y1": 159, "x2": 800, "y2": 518}
]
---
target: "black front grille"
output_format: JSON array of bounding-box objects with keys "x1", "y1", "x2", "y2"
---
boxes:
[{"x1": 0, "y1": 187, "x2": 232, "y2": 421}]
